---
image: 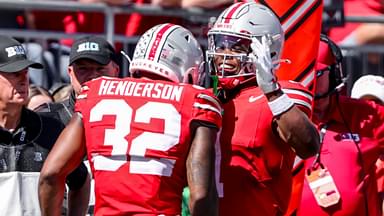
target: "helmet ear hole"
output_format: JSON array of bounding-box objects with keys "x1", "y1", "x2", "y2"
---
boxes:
[{"x1": 183, "y1": 67, "x2": 197, "y2": 84}]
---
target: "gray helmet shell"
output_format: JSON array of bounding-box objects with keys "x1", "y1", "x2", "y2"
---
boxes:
[{"x1": 130, "y1": 23, "x2": 204, "y2": 84}]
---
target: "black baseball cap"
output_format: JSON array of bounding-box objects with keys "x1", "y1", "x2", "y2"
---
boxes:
[
  {"x1": 0, "y1": 35, "x2": 43, "y2": 73},
  {"x1": 69, "y1": 36, "x2": 117, "y2": 65}
]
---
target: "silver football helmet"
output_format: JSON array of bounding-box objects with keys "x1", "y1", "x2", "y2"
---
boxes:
[
  {"x1": 130, "y1": 23, "x2": 204, "y2": 85},
  {"x1": 207, "y1": 2, "x2": 284, "y2": 79}
]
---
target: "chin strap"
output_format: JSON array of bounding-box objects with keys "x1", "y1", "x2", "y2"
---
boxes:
[{"x1": 215, "y1": 77, "x2": 256, "y2": 103}]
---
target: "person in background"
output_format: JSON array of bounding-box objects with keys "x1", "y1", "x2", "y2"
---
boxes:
[
  {"x1": 37, "y1": 35, "x2": 120, "y2": 215},
  {"x1": 351, "y1": 74, "x2": 384, "y2": 105},
  {"x1": 39, "y1": 35, "x2": 120, "y2": 124},
  {"x1": 29, "y1": 0, "x2": 186, "y2": 79},
  {"x1": 206, "y1": 2, "x2": 320, "y2": 215},
  {"x1": 27, "y1": 84, "x2": 53, "y2": 111},
  {"x1": 0, "y1": 35, "x2": 85, "y2": 215},
  {"x1": 38, "y1": 23, "x2": 221, "y2": 215},
  {"x1": 49, "y1": 83, "x2": 73, "y2": 103},
  {"x1": 351, "y1": 73, "x2": 384, "y2": 213},
  {"x1": 297, "y1": 34, "x2": 384, "y2": 216}
]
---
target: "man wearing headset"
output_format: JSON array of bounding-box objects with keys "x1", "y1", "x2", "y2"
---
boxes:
[{"x1": 297, "y1": 35, "x2": 384, "y2": 216}]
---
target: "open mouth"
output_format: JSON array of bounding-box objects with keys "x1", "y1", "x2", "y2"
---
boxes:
[
  {"x1": 217, "y1": 62, "x2": 238, "y2": 75},
  {"x1": 219, "y1": 63, "x2": 235, "y2": 70}
]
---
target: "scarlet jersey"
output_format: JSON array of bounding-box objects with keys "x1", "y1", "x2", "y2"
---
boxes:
[
  {"x1": 75, "y1": 77, "x2": 222, "y2": 215},
  {"x1": 298, "y1": 98, "x2": 384, "y2": 216},
  {"x1": 218, "y1": 81, "x2": 313, "y2": 216}
]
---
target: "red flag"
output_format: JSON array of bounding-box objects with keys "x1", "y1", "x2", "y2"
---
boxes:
[
  {"x1": 238, "y1": 0, "x2": 323, "y2": 91},
  {"x1": 256, "y1": 2, "x2": 323, "y2": 215}
]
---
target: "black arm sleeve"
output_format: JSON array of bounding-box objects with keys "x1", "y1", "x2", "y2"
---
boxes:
[{"x1": 66, "y1": 162, "x2": 88, "y2": 190}]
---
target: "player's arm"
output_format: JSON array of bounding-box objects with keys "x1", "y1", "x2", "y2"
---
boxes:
[
  {"x1": 39, "y1": 113, "x2": 87, "y2": 216},
  {"x1": 252, "y1": 36, "x2": 320, "y2": 159},
  {"x1": 267, "y1": 90, "x2": 320, "y2": 159},
  {"x1": 187, "y1": 122, "x2": 218, "y2": 216}
]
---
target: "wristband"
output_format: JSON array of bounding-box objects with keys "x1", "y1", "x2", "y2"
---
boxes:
[{"x1": 268, "y1": 93, "x2": 294, "y2": 116}]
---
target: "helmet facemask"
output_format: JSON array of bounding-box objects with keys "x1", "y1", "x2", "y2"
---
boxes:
[
  {"x1": 207, "y1": 34, "x2": 255, "y2": 79},
  {"x1": 205, "y1": 2, "x2": 285, "y2": 90},
  {"x1": 206, "y1": 33, "x2": 281, "y2": 90}
]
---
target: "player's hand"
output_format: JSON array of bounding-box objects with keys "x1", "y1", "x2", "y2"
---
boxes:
[{"x1": 251, "y1": 35, "x2": 280, "y2": 94}]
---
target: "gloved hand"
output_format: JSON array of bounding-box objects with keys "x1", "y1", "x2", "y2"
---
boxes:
[{"x1": 251, "y1": 35, "x2": 280, "y2": 94}]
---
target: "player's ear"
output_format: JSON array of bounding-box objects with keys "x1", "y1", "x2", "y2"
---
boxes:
[{"x1": 68, "y1": 66, "x2": 75, "y2": 83}]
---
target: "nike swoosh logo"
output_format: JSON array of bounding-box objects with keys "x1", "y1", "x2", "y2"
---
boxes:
[{"x1": 248, "y1": 95, "x2": 263, "y2": 103}]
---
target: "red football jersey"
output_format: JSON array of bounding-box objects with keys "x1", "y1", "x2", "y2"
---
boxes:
[
  {"x1": 218, "y1": 81, "x2": 313, "y2": 216},
  {"x1": 75, "y1": 77, "x2": 222, "y2": 215}
]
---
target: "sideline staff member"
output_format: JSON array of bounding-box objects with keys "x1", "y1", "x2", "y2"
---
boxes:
[{"x1": 0, "y1": 35, "x2": 87, "y2": 215}]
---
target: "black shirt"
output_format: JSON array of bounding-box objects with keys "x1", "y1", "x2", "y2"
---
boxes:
[
  {"x1": 0, "y1": 107, "x2": 85, "y2": 190},
  {"x1": 38, "y1": 90, "x2": 76, "y2": 125},
  {"x1": 38, "y1": 90, "x2": 88, "y2": 190}
]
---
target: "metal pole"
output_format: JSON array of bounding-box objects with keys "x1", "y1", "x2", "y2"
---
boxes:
[{"x1": 104, "y1": 6, "x2": 115, "y2": 44}]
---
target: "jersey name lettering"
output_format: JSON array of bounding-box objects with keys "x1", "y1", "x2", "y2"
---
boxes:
[{"x1": 98, "y1": 79, "x2": 184, "y2": 101}]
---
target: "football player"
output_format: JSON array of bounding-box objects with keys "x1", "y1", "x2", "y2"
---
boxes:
[
  {"x1": 38, "y1": 23, "x2": 222, "y2": 215},
  {"x1": 205, "y1": 2, "x2": 320, "y2": 215}
]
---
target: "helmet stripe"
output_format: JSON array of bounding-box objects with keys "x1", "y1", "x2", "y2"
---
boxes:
[
  {"x1": 223, "y1": 2, "x2": 246, "y2": 23},
  {"x1": 147, "y1": 23, "x2": 175, "y2": 61}
]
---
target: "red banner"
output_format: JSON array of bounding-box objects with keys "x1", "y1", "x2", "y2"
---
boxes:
[{"x1": 238, "y1": 0, "x2": 323, "y2": 91}]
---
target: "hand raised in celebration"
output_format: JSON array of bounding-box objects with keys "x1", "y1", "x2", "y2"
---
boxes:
[{"x1": 250, "y1": 35, "x2": 280, "y2": 94}]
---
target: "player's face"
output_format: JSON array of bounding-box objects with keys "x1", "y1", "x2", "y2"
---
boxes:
[
  {"x1": 69, "y1": 59, "x2": 119, "y2": 94},
  {"x1": 0, "y1": 69, "x2": 29, "y2": 106},
  {"x1": 211, "y1": 35, "x2": 251, "y2": 77}
]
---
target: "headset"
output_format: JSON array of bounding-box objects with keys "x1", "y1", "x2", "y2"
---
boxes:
[{"x1": 316, "y1": 34, "x2": 345, "y2": 99}]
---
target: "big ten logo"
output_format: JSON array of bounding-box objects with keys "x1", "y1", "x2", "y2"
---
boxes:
[
  {"x1": 77, "y1": 42, "x2": 100, "y2": 52},
  {"x1": 5, "y1": 45, "x2": 25, "y2": 57}
]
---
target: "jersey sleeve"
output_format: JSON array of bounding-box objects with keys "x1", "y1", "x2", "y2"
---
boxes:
[
  {"x1": 281, "y1": 81, "x2": 314, "y2": 117},
  {"x1": 191, "y1": 89, "x2": 222, "y2": 129}
]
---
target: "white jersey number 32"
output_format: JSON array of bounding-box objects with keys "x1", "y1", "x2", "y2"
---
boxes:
[{"x1": 89, "y1": 99, "x2": 181, "y2": 176}]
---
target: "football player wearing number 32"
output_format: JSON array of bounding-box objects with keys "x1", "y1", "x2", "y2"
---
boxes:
[
  {"x1": 38, "y1": 23, "x2": 222, "y2": 216},
  {"x1": 205, "y1": 2, "x2": 320, "y2": 216}
]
